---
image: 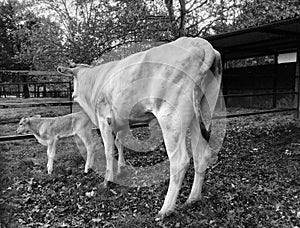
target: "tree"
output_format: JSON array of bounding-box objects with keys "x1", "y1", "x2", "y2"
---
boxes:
[
  {"x1": 0, "y1": 0, "x2": 36, "y2": 98},
  {"x1": 35, "y1": 0, "x2": 172, "y2": 64},
  {"x1": 211, "y1": 0, "x2": 300, "y2": 33},
  {"x1": 0, "y1": 0, "x2": 28, "y2": 69},
  {"x1": 162, "y1": 0, "x2": 231, "y2": 38},
  {"x1": 13, "y1": 16, "x2": 66, "y2": 71}
]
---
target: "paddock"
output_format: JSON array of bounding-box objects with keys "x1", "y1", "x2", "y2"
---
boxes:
[{"x1": 0, "y1": 17, "x2": 300, "y2": 227}]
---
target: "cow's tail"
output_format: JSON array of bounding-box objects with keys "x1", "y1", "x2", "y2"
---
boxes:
[{"x1": 193, "y1": 50, "x2": 222, "y2": 142}]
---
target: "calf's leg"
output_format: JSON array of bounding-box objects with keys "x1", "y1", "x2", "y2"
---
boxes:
[{"x1": 47, "y1": 139, "x2": 57, "y2": 174}]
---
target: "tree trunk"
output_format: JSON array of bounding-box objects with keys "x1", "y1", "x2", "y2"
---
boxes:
[
  {"x1": 178, "y1": 0, "x2": 186, "y2": 37},
  {"x1": 164, "y1": 0, "x2": 187, "y2": 38},
  {"x1": 164, "y1": 0, "x2": 177, "y2": 38}
]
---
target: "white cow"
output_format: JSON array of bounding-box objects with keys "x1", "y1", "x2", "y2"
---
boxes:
[{"x1": 58, "y1": 37, "x2": 222, "y2": 218}]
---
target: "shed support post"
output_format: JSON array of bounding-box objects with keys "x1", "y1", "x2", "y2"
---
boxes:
[
  {"x1": 272, "y1": 53, "x2": 278, "y2": 109},
  {"x1": 295, "y1": 47, "x2": 300, "y2": 119},
  {"x1": 17, "y1": 84, "x2": 20, "y2": 98},
  {"x1": 69, "y1": 81, "x2": 73, "y2": 113},
  {"x1": 222, "y1": 58, "x2": 227, "y2": 106}
]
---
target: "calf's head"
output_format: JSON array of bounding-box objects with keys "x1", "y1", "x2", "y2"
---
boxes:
[{"x1": 16, "y1": 115, "x2": 41, "y2": 134}]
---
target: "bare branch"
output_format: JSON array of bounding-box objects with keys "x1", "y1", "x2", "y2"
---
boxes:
[{"x1": 187, "y1": 0, "x2": 208, "y2": 14}]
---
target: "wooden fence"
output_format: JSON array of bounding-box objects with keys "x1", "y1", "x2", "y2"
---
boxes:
[{"x1": 0, "y1": 63, "x2": 299, "y2": 142}]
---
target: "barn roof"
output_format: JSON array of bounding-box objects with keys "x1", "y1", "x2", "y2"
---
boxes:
[{"x1": 205, "y1": 17, "x2": 300, "y2": 60}]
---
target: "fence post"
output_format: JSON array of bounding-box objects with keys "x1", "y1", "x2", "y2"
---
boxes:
[
  {"x1": 34, "y1": 84, "x2": 37, "y2": 97},
  {"x1": 295, "y1": 47, "x2": 300, "y2": 119},
  {"x1": 3, "y1": 85, "x2": 6, "y2": 98},
  {"x1": 43, "y1": 84, "x2": 46, "y2": 97},
  {"x1": 17, "y1": 84, "x2": 20, "y2": 98},
  {"x1": 69, "y1": 81, "x2": 73, "y2": 113},
  {"x1": 21, "y1": 73, "x2": 30, "y2": 98}
]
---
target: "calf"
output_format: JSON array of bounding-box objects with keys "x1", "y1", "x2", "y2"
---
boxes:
[{"x1": 16, "y1": 111, "x2": 97, "y2": 174}]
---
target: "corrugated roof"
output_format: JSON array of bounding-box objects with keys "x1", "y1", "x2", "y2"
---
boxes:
[{"x1": 205, "y1": 17, "x2": 300, "y2": 60}]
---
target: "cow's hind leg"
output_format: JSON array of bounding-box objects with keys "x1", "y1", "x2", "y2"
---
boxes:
[
  {"x1": 185, "y1": 116, "x2": 211, "y2": 205},
  {"x1": 156, "y1": 114, "x2": 191, "y2": 218}
]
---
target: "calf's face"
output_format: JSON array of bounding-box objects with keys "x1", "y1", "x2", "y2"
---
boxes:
[{"x1": 16, "y1": 117, "x2": 30, "y2": 134}]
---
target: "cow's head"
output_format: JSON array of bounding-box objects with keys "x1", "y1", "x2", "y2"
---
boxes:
[
  {"x1": 57, "y1": 64, "x2": 90, "y2": 99},
  {"x1": 57, "y1": 66, "x2": 74, "y2": 77},
  {"x1": 57, "y1": 64, "x2": 90, "y2": 77},
  {"x1": 16, "y1": 115, "x2": 41, "y2": 134}
]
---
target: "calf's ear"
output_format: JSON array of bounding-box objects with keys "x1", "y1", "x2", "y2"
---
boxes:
[
  {"x1": 57, "y1": 66, "x2": 74, "y2": 77},
  {"x1": 22, "y1": 117, "x2": 29, "y2": 123},
  {"x1": 19, "y1": 117, "x2": 24, "y2": 124}
]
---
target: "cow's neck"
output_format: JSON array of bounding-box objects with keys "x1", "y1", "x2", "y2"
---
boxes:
[
  {"x1": 28, "y1": 118, "x2": 43, "y2": 137},
  {"x1": 75, "y1": 95, "x2": 97, "y2": 124}
]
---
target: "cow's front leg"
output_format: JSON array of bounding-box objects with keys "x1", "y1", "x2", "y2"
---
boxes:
[
  {"x1": 115, "y1": 130, "x2": 127, "y2": 176},
  {"x1": 46, "y1": 139, "x2": 57, "y2": 174},
  {"x1": 98, "y1": 120, "x2": 115, "y2": 187},
  {"x1": 77, "y1": 131, "x2": 95, "y2": 174}
]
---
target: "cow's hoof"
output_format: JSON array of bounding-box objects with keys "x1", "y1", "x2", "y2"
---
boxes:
[
  {"x1": 102, "y1": 180, "x2": 114, "y2": 188},
  {"x1": 155, "y1": 213, "x2": 165, "y2": 221},
  {"x1": 103, "y1": 180, "x2": 108, "y2": 188},
  {"x1": 155, "y1": 210, "x2": 174, "y2": 221},
  {"x1": 117, "y1": 166, "x2": 129, "y2": 178},
  {"x1": 183, "y1": 198, "x2": 201, "y2": 208},
  {"x1": 84, "y1": 168, "x2": 93, "y2": 175}
]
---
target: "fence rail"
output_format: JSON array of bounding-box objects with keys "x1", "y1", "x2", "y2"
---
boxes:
[
  {"x1": 0, "y1": 81, "x2": 72, "y2": 99},
  {"x1": 0, "y1": 101, "x2": 74, "y2": 109},
  {"x1": 0, "y1": 75, "x2": 298, "y2": 142},
  {"x1": 223, "y1": 91, "x2": 296, "y2": 98},
  {"x1": 0, "y1": 108, "x2": 296, "y2": 142},
  {"x1": 0, "y1": 122, "x2": 151, "y2": 142},
  {"x1": 0, "y1": 81, "x2": 70, "y2": 86}
]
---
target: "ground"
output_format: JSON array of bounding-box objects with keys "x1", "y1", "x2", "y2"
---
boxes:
[{"x1": 0, "y1": 98, "x2": 299, "y2": 227}]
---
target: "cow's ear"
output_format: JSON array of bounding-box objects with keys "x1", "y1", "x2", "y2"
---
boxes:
[{"x1": 57, "y1": 66, "x2": 74, "y2": 77}]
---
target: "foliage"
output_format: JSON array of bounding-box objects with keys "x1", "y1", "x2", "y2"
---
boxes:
[
  {"x1": 1, "y1": 0, "x2": 300, "y2": 70},
  {"x1": 235, "y1": 0, "x2": 300, "y2": 29},
  {"x1": 0, "y1": 0, "x2": 31, "y2": 69},
  {"x1": 35, "y1": 0, "x2": 173, "y2": 65},
  {"x1": 13, "y1": 17, "x2": 67, "y2": 71},
  {"x1": 211, "y1": 0, "x2": 300, "y2": 34}
]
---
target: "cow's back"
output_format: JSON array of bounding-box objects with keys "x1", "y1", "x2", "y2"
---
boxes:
[
  {"x1": 105, "y1": 38, "x2": 214, "y2": 115},
  {"x1": 76, "y1": 37, "x2": 218, "y2": 128}
]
